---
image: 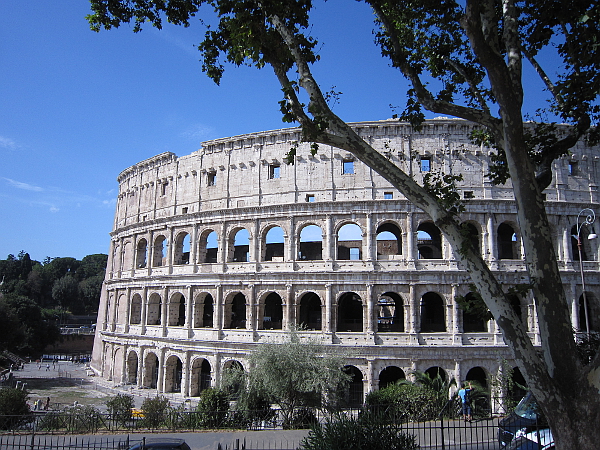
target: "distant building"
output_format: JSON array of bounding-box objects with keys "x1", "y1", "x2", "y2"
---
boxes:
[{"x1": 91, "y1": 118, "x2": 599, "y2": 404}]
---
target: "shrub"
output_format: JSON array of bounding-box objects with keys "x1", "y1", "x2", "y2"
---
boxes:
[
  {"x1": 38, "y1": 405, "x2": 102, "y2": 433},
  {"x1": 140, "y1": 396, "x2": 170, "y2": 429},
  {"x1": 0, "y1": 388, "x2": 32, "y2": 430},
  {"x1": 299, "y1": 414, "x2": 418, "y2": 450},
  {"x1": 365, "y1": 382, "x2": 438, "y2": 422},
  {"x1": 105, "y1": 393, "x2": 134, "y2": 427},
  {"x1": 195, "y1": 388, "x2": 229, "y2": 428}
]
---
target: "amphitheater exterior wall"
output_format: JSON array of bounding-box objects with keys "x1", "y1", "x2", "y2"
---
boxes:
[{"x1": 92, "y1": 118, "x2": 600, "y2": 402}]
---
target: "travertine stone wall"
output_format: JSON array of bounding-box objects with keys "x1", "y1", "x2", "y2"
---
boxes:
[{"x1": 92, "y1": 118, "x2": 600, "y2": 403}]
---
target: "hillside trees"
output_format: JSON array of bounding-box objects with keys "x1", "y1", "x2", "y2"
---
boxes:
[
  {"x1": 86, "y1": 1, "x2": 600, "y2": 448},
  {"x1": 0, "y1": 252, "x2": 108, "y2": 354}
]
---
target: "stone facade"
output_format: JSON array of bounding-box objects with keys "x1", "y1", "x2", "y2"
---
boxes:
[{"x1": 91, "y1": 118, "x2": 600, "y2": 402}]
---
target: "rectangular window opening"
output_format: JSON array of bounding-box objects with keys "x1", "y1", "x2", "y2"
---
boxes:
[
  {"x1": 269, "y1": 164, "x2": 281, "y2": 179},
  {"x1": 306, "y1": 194, "x2": 315, "y2": 203},
  {"x1": 349, "y1": 248, "x2": 360, "y2": 260},
  {"x1": 343, "y1": 160, "x2": 355, "y2": 174},
  {"x1": 384, "y1": 192, "x2": 393, "y2": 200},
  {"x1": 420, "y1": 157, "x2": 431, "y2": 172},
  {"x1": 207, "y1": 172, "x2": 216, "y2": 186},
  {"x1": 569, "y1": 161, "x2": 578, "y2": 176},
  {"x1": 464, "y1": 191, "x2": 474, "y2": 199}
]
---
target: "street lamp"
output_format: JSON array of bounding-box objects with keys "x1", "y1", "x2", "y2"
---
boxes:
[{"x1": 574, "y1": 208, "x2": 598, "y2": 339}]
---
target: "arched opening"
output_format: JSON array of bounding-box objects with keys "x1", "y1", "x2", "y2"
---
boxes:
[
  {"x1": 152, "y1": 235, "x2": 167, "y2": 267},
  {"x1": 127, "y1": 351, "x2": 138, "y2": 385},
  {"x1": 462, "y1": 292, "x2": 487, "y2": 332},
  {"x1": 222, "y1": 360, "x2": 244, "y2": 400},
  {"x1": 168, "y1": 293, "x2": 186, "y2": 326},
  {"x1": 143, "y1": 353, "x2": 159, "y2": 389},
  {"x1": 199, "y1": 230, "x2": 218, "y2": 263},
  {"x1": 461, "y1": 222, "x2": 481, "y2": 255},
  {"x1": 508, "y1": 367, "x2": 527, "y2": 405},
  {"x1": 136, "y1": 239, "x2": 147, "y2": 268},
  {"x1": 190, "y1": 358, "x2": 212, "y2": 397},
  {"x1": 344, "y1": 365, "x2": 364, "y2": 407},
  {"x1": 165, "y1": 355, "x2": 183, "y2": 393},
  {"x1": 425, "y1": 366, "x2": 447, "y2": 382},
  {"x1": 379, "y1": 366, "x2": 406, "y2": 389},
  {"x1": 417, "y1": 222, "x2": 443, "y2": 259},
  {"x1": 262, "y1": 292, "x2": 283, "y2": 330},
  {"x1": 337, "y1": 292, "x2": 363, "y2": 332},
  {"x1": 226, "y1": 293, "x2": 247, "y2": 329},
  {"x1": 376, "y1": 222, "x2": 402, "y2": 259},
  {"x1": 508, "y1": 293, "x2": 523, "y2": 321},
  {"x1": 231, "y1": 228, "x2": 250, "y2": 262},
  {"x1": 420, "y1": 292, "x2": 446, "y2": 332},
  {"x1": 466, "y1": 366, "x2": 488, "y2": 389},
  {"x1": 377, "y1": 292, "x2": 404, "y2": 332},
  {"x1": 579, "y1": 292, "x2": 597, "y2": 333},
  {"x1": 194, "y1": 293, "x2": 214, "y2": 328},
  {"x1": 298, "y1": 292, "x2": 322, "y2": 330},
  {"x1": 174, "y1": 232, "x2": 191, "y2": 265},
  {"x1": 147, "y1": 293, "x2": 161, "y2": 325},
  {"x1": 337, "y1": 223, "x2": 363, "y2": 260},
  {"x1": 130, "y1": 294, "x2": 142, "y2": 324},
  {"x1": 497, "y1": 223, "x2": 520, "y2": 259},
  {"x1": 264, "y1": 226, "x2": 285, "y2": 261},
  {"x1": 299, "y1": 225, "x2": 323, "y2": 261},
  {"x1": 571, "y1": 225, "x2": 596, "y2": 261}
]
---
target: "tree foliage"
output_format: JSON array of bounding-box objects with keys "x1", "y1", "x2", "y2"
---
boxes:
[
  {"x1": 0, "y1": 251, "x2": 107, "y2": 355},
  {"x1": 245, "y1": 332, "x2": 350, "y2": 428},
  {"x1": 86, "y1": 1, "x2": 600, "y2": 448}
]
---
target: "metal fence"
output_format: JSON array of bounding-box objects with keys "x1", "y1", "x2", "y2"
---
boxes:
[{"x1": 0, "y1": 434, "x2": 132, "y2": 450}]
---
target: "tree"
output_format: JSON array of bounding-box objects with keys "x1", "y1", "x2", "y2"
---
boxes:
[
  {"x1": 87, "y1": 1, "x2": 600, "y2": 448},
  {"x1": 245, "y1": 332, "x2": 350, "y2": 428}
]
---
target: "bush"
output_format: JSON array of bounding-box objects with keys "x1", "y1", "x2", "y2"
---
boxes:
[
  {"x1": 38, "y1": 405, "x2": 102, "y2": 433},
  {"x1": 140, "y1": 396, "x2": 170, "y2": 429},
  {"x1": 365, "y1": 383, "x2": 438, "y2": 422},
  {"x1": 195, "y1": 388, "x2": 229, "y2": 428},
  {"x1": 299, "y1": 414, "x2": 418, "y2": 450},
  {"x1": 105, "y1": 393, "x2": 134, "y2": 427},
  {"x1": 0, "y1": 388, "x2": 32, "y2": 430}
]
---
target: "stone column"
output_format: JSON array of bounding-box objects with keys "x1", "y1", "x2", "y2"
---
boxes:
[
  {"x1": 408, "y1": 284, "x2": 418, "y2": 333},
  {"x1": 141, "y1": 286, "x2": 148, "y2": 334},
  {"x1": 247, "y1": 284, "x2": 256, "y2": 331},
  {"x1": 324, "y1": 284, "x2": 333, "y2": 333},
  {"x1": 487, "y1": 215, "x2": 497, "y2": 261},
  {"x1": 365, "y1": 213, "x2": 373, "y2": 261},
  {"x1": 161, "y1": 286, "x2": 169, "y2": 336},
  {"x1": 158, "y1": 347, "x2": 167, "y2": 394},
  {"x1": 182, "y1": 351, "x2": 192, "y2": 397},
  {"x1": 285, "y1": 284, "x2": 294, "y2": 330},
  {"x1": 216, "y1": 284, "x2": 224, "y2": 332},
  {"x1": 186, "y1": 285, "x2": 194, "y2": 336},
  {"x1": 406, "y1": 213, "x2": 415, "y2": 261},
  {"x1": 124, "y1": 287, "x2": 132, "y2": 333},
  {"x1": 570, "y1": 282, "x2": 579, "y2": 330},
  {"x1": 365, "y1": 284, "x2": 374, "y2": 334},
  {"x1": 325, "y1": 216, "x2": 333, "y2": 261}
]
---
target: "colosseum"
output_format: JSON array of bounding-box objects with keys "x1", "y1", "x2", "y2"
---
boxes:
[{"x1": 91, "y1": 117, "x2": 599, "y2": 404}]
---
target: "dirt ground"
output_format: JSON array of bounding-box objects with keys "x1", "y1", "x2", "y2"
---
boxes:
[{"x1": 13, "y1": 362, "x2": 111, "y2": 411}]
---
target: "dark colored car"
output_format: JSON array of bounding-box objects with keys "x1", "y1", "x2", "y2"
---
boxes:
[
  {"x1": 127, "y1": 438, "x2": 191, "y2": 450},
  {"x1": 498, "y1": 392, "x2": 554, "y2": 449}
]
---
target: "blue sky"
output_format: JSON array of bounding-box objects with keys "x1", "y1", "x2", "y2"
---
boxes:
[{"x1": 0, "y1": 1, "x2": 555, "y2": 262}]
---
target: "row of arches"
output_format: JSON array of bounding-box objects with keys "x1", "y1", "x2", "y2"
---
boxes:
[
  {"x1": 113, "y1": 347, "x2": 524, "y2": 406},
  {"x1": 117, "y1": 218, "x2": 599, "y2": 271},
  {"x1": 115, "y1": 285, "x2": 598, "y2": 335},
  {"x1": 117, "y1": 217, "x2": 585, "y2": 271},
  {"x1": 124, "y1": 289, "x2": 508, "y2": 333}
]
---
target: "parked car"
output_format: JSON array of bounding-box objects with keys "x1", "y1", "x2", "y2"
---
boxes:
[
  {"x1": 498, "y1": 392, "x2": 554, "y2": 449},
  {"x1": 127, "y1": 438, "x2": 191, "y2": 450}
]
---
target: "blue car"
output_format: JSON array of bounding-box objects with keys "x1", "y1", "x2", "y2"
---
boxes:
[{"x1": 498, "y1": 392, "x2": 554, "y2": 449}]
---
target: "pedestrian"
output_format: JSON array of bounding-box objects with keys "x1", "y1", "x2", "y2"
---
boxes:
[
  {"x1": 46, "y1": 364, "x2": 50, "y2": 371},
  {"x1": 458, "y1": 381, "x2": 473, "y2": 422},
  {"x1": 44, "y1": 397, "x2": 50, "y2": 411}
]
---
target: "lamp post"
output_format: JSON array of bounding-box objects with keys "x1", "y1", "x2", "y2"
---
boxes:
[{"x1": 575, "y1": 208, "x2": 598, "y2": 339}]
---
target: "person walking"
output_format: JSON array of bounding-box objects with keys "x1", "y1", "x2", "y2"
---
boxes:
[{"x1": 458, "y1": 381, "x2": 473, "y2": 422}]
